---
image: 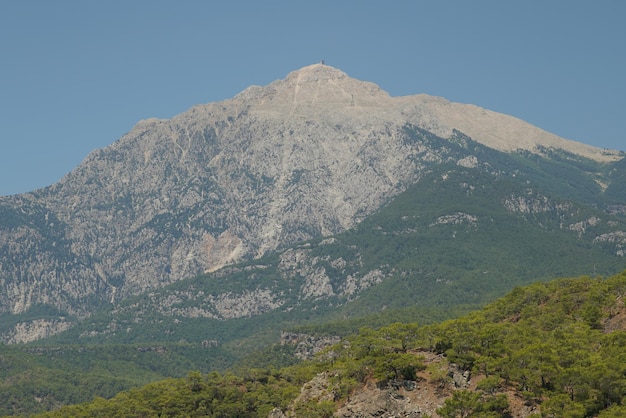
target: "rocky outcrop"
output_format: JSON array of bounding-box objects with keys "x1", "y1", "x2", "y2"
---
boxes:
[
  {"x1": 0, "y1": 318, "x2": 72, "y2": 344},
  {"x1": 280, "y1": 331, "x2": 341, "y2": 360},
  {"x1": 502, "y1": 192, "x2": 572, "y2": 214},
  {"x1": 276, "y1": 351, "x2": 539, "y2": 418}
]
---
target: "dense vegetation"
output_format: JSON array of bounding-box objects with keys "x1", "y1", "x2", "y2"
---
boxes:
[{"x1": 22, "y1": 271, "x2": 626, "y2": 418}]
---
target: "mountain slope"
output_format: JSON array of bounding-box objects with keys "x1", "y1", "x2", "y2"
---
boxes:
[
  {"x1": 0, "y1": 64, "x2": 624, "y2": 342},
  {"x1": 39, "y1": 132, "x2": 626, "y2": 351}
]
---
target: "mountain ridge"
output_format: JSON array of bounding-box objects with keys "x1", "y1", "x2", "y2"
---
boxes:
[{"x1": 236, "y1": 63, "x2": 621, "y2": 161}]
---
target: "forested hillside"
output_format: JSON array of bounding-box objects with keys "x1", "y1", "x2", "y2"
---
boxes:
[{"x1": 25, "y1": 271, "x2": 626, "y2": 418}]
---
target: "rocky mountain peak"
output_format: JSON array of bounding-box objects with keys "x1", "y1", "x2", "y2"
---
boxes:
[
  {"x1": 283, "y1": 62, "x2": 348, "y2": 83},
  {"x1": 234, "y1": 63, "x2": 390, "y2": 117},
  {"x1": 0, "y1": 63, "x2": 624, "y2": 343},
  {"x1": 231, "y1": 64, "x2": 622, "y2": 162}
]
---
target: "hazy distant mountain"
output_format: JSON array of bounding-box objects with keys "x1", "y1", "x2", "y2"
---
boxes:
[{"x1": 0, "y1": 63, "x2": 624, "y2": 343}]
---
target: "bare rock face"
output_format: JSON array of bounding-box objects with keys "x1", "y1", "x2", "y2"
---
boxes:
[
  {"x1": 0, "y1": 63, "x2": 622, "y2": 335},
  {"x1": 1, "y1": 319, "x2": 72, "y2": 344},
  {"x1": 280, "y1": 331, "x2": 341, "y2": 360}
]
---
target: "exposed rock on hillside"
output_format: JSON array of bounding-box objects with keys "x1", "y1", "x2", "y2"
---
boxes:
[
  {"x1": 277, "y1": 351, "x2": 539, "y2": 418},
  {"x1": 280, "y1": 331, "x2": 341, "y2": 360},
  {"x1": 1, "y1": 318, "x2": 72, "y2": 344}
]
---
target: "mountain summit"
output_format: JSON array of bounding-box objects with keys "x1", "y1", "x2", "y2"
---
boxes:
[
  {"x1": 0, "y1": 64, "x2": 624, "y2": 342},
  {"x1": 239, "y1": 63, "x2": 620, "y2": 162},
  {"x1": 237, "y1": 63, "x2": 390, "y2": 110}
]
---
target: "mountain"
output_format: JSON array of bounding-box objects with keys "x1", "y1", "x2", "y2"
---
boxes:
[
  {"x1": 1, "y1": 63, "x2": 625, "y2": 344},
  {"x1": 44, "y1": 146, "x2": 626, "y2": 343}
]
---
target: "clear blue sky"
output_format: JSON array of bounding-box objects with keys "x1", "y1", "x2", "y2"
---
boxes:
[{"x1": 1, "y1": 1, "x2": 625, "y2": 196}]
